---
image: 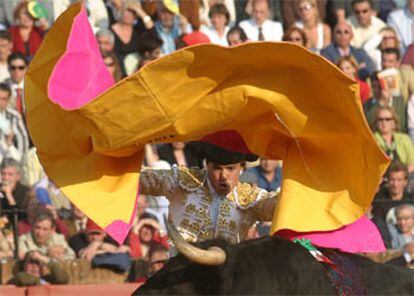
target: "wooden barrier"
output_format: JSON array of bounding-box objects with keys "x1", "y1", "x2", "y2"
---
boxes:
[
  {"x1": 0, "y1": 285, "x2": 26, "y2": 296},
  {"x1": 1, "y1": 259, "x2": 129, "y2": 285},
  {"x1": 27, "y1": 284, "x2": 140, "y2": 296}
]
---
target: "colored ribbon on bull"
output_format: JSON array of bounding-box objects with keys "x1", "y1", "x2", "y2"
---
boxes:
[{"x1": 25, "y1": 3, "x2": 389, "y2": 249}]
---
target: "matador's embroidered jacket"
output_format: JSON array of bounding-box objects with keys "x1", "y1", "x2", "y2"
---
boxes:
[{"x1": 139, "y1": 166, "x2": 278, "y2": 244}]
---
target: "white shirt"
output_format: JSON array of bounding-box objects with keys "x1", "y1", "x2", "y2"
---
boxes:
[
  {"x1": 347, "y1": 15, "x2": 386, "y2": 48},
  {"x1": 200, "y1": 25, "x2": 230, "y2": 46},
  {"x1": 0, "y1": 64, "x2": 10, "y2": 83},
  {"x1": 239, "y1": 19, "x2": 283, "y2": 42},
  {"x1": 387, "y1": 7, "x2": 414, "y2": 52}
]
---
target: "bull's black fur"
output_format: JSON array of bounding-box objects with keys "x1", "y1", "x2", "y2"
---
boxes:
[{"x1": 134, "y1": 236, "x2": 414, "y2": 295}]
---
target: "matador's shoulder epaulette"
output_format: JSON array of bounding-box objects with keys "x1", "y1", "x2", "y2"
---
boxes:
[
  {"x1": 228, "y1": 182, "x2": 264, "y2": 209},
  {"x1": 172, "y1": 166, "x2": 206, "y2": 192}
]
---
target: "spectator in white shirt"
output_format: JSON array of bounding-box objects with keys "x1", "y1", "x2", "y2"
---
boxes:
[
  {"x1": 239, "y1": 0, "x2": 283, "y2": 42},
  {"x1": 0, "y1": 83, "x2": 22, "y2": 161},
  {"x1": 201, "y1": 3, "x2": 231, "y2": 46},
  {"x1": 347, "y1": 0, "x2": 386, "y2": 48},
  {"x1": 4, "y1": 52, "x2": 26, "y2": 116},
  {"x1": 387, "y1": 0, "x2": 414, "y2": 53}
]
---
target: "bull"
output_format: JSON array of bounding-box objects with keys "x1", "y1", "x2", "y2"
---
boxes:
[{"x1": 134, "y1": 223, "x2": 414, "y2": 295}]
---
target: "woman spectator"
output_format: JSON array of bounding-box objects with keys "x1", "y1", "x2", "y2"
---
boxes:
[
  {"x1": 336, "y1": 56, "x2": 371, "y2": 103},
  {"x1": 110, "y1": 1, "x2": 154, "y2": 74},
  {"x1": 282, "y1": 27, "x2": 308, "y2": 48},
  {"x1": 364, "y1": 26, "x2": 401, "y2": 71},
  {"x1": 227, "y1": 26, "x2": 248, "y2": 46},
  {"x1": 373, "y1": 106, "x2": 414, "y2": 172},
  {"x1": 128, "y1": 213, "x2": 169, "y2": 259},
  {"x1": 200, "y1": 3, "x2": 230, "y2": 46},
  {"x1": 103, "y1": 51, "x2": 122, "y2": 82},
  {"x1": 292, "y1": 0, "x2": 330, "y2": 53},
  {"x1": 157, "y1": 142, "x2": 203, "y2": 168},
  {"x1": 8, "y1": 2, "x2": 49, "y2": 61}
]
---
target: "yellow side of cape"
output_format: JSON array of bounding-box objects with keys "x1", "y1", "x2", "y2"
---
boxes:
[{"x1": 25, "y1": 4, "x2": 389, "y2": 238}]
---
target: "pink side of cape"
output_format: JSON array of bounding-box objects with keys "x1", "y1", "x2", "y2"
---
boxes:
[
  {"x1": 48, "y1": 6, "x2": 114, "y2": 110},
  {"x1": 47, "y1": 6, "x2": 137, "y2": 244},
  {"x1": 277, "y1": 216, "x2": 386, "y2": 253}
]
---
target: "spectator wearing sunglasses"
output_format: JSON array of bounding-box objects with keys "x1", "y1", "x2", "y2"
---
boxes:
[
  {"x1": 320, "y1": 21, "x2": 374, "y2": 80},
  {"x1": 364, "y1": 72, "x2": 407, "y2": 134},
  {"x1": 370, "y1": 105, "x2": 413, "y2": 172},
  {"x1": 291, "y1": 0, "x2": 331, "y2": 53},
  {"x1": 4, "y1": 52, "x2": 27, "y2": 117},
  {"x1": 346, "y1": 0, "x2": 386, "y2": 48}
]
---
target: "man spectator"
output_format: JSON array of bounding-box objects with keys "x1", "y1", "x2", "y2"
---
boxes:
[
  {"x1": 63, "y1": 202, "x2": 88, "y2": 238},
  {"x1": 8, "y1": 250, "x2": 69, "y2": 286},
  {"x1": 372, "y1": 162, "x2": 413, "y2": 221},
  {"x1": 0, "y1": 158, "x2": 31, "y2": 221},
  {"x1": 320, "y1": 21, "x2": 374, "y2": 80},
  {"x1": 133, "y1": 243, "x2": 169, "y2": 283},
  {"x1": 330, "y1": 0, "x2": 380, "y2": 24},
  {"x1": 387, "y1": 0, "x2": 414, "y2": 52},
  {"x1": 70, "y1": 218, "x2": 129, "y2": 259},
  {"x1": 388, "y1": 204, "x2": 414, "y2": 249},
  {"x1": 0, "y1": 83, "x2": 29, "y2": 156},
  {"x1": 380, "y1": 48, "x2": 414, "y2": 103},
  {"x1": 364, "y1": 71, "x2": 407, "y2": 132},
  {"x1": 346, "y1": 0, "x2": 386, "y2": 48},
  {"x1": 4, "y1": 52, "x2": 28, "y2": 116},
  {"x1": 73, "y1": 219, "x2": 131, "y2": 272},
  {"x1": 0, "y1": 31, "x2": 12, "y2": 83},
  {"x1": 18, "y1": 213, "x2": 75, "y2": 262},
  {"x1": 239, "y1": 0, "x2": 283, "y2": 42},
  {"x1": 95, "y1": 29, "x2": 115, "y2": 54},
  {"x1": 155, "y1": 0, "x2": 191, "y2": 55},
  {"x1": 245, "y1": 158, "x2": 282, "y2": 192}
]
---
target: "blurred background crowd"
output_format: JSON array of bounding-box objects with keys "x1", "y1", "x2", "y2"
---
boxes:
[{"x1": 0, "y1": 0, "x2": 413, "y2": 287}]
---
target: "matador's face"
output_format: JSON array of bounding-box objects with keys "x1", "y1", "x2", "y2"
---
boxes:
[{"x1": 206, "y1": 162, "x2": 243, "y2": 195}]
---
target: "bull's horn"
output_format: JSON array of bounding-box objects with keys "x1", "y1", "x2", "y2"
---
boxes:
[{"x1": 166, "y1": 218, "x2": 226, "y2": 266}]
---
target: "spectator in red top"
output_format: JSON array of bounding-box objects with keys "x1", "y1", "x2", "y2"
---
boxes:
[
  {"x1": 128, "y1": 212, "x2": 169, "y2": 259},
  {"x1": 337, "y1": 56, "x2": 371, "y2": 104},
  {"x1": 8, "y1": 2, "x2": 49, "y2": 61}
]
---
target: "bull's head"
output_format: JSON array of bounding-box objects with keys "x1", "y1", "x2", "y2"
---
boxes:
[{"x1": 166, "y1": 219, "x2": 227, "y2": 266}]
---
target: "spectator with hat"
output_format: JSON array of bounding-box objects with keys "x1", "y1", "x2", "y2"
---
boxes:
[
  {"x1": 70, "y1": 218, "x2": 129, "y2": 260},
  {"x1": 155, "y1": 0, "x2": 192, "y2": 54}
]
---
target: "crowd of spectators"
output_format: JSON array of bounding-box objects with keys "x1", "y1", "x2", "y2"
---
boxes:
[{"x1": 0, "y1": 0, "x2": 412, "y2": 287}]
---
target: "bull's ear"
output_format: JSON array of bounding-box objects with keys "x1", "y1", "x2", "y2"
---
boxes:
[{"x1": 165, "y1": 218, "x2": 226, "y2": 266}]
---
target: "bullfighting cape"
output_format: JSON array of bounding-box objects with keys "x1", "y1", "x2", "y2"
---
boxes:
[{"x1": 25, "y1": 4, "x2": 389, "y2": 251}]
